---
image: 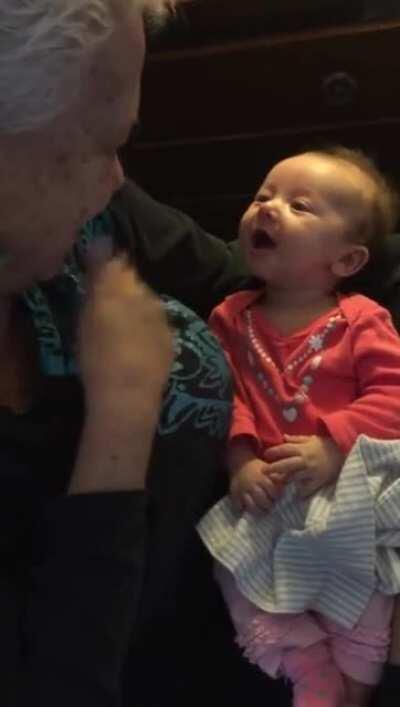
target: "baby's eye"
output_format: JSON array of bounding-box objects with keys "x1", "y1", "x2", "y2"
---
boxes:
[
  {"x1": 291, "y1": 200, "x2": 311, "y2": 212},
  {"x1": 254, "y1": 193, "x2": 271, "y2": 204}
]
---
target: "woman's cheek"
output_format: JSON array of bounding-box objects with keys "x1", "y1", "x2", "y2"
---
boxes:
[
  {"x1": 95, "y1": 156, "x2": 125, "y2": 210},
  {"x1": 109, "y1": 156, "x2": 125, "y2": 192}
]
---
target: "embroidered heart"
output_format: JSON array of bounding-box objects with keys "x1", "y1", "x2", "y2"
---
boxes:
[{"x1": 282, "y1": 407, "x2": 297, "y2": 422}]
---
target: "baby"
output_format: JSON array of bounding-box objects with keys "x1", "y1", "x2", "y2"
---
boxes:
[{"x1": 198, "y1": 147, "x2": 400, "y2": 707}]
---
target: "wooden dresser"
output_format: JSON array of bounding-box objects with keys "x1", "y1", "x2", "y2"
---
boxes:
[{"x1": 121, "y1": 1, "x2": 400, "y2": 239}]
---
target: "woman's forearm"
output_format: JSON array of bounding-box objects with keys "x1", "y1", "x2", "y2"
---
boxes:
[{"x1": 69, "y1": 395, "x2": 161, "y2": 494}]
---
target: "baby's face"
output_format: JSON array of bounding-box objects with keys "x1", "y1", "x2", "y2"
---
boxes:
[{"x1": 239, "y1": 153, "x2": 370, "y2": 290}]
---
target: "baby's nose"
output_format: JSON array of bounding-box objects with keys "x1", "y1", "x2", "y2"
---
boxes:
[{"x1": 260, "y1": 200, "x2": 279, "y2": 220}]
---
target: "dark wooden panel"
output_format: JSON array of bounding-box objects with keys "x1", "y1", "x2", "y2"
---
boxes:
[
  {"x1": 153, "y1": 0, "x2": 366, "y2": 48},
  {"x1": 164, "y1": 194, "x2": 250, "y2": 241},
  {"x1": 139, "y1": 22, "x2": 400, "y2": 141},
  {"x1": 181, "y1": 0, "x2": 363, "y2": 33},
  {"x1": 121, "y1": 118, "x2": 400, "y2": 239},
  {"x1": 123, "y1": 118, "x2": 400, "y2": 196},
  {"x1": 120, "y1": 16, "x2": 400, "y2": 240}
]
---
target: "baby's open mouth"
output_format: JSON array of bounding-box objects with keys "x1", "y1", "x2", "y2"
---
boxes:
[{"x1": 251, "y1": 229, "x2": 276, "y2": 249}]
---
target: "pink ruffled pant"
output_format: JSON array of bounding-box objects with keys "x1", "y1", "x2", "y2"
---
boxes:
[{"x1": 217, "y1": 566, "x2": 393, "y2": 687}]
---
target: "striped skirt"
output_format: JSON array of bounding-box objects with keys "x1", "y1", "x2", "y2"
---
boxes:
[{"x1": 198, "y1": 435, "x2": 400, "y2": 630}]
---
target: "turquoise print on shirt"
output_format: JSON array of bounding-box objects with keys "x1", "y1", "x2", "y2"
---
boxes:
[
  {"x1": 22, "y1": 210, "x2": 232, "y2": 440},
  {"x1": 160, "y1": 297, "x2": 232, "y2": 439}
]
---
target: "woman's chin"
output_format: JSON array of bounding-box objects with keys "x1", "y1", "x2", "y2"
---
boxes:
[
  {"x1": 36, "y1": 258, "x2": 66, "y2": 282},
  {"x1": 0, "y1": 257, "x2": 65, "y2": 294}
]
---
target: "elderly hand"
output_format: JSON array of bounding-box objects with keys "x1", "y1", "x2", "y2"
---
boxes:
[
  {"x1": 79, "y1": 244, "x2": 174, "y2": 409},
  {"x1": 69, "y1": 244, "x2": 174, "y2": 494},
  {"x1": 264, "y1": 434, "x2": 344, "y2": 499}
]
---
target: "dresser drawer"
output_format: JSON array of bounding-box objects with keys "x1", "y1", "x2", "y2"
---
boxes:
[
  {"x1": 157, "y1": 0, "x2": 366, "y2": 47},
  {"x1": 139, "y1": 21, "x2": 400, "y2": 141},
  {"x1": 121, "y1": 20, "x2": 400, "y2": 239},
  {"x1": 125, "y1": 119, "x2": 400, "y2": 238}
]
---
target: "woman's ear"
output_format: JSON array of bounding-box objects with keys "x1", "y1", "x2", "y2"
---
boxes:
[{"x1": 331, "y1": 245, "x2": 369, "y2": 279}]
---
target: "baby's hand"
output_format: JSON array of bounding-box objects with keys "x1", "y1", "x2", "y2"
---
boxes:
[
  {"x1": 230, "y1": 458, "x2": 282, "y2": 513},
  {"x1": 264, "y1": 435, "x2": 344, "y2": 499}
]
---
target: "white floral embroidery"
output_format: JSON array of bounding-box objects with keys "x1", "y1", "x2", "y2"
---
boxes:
[
  {"x1": 245, "y1": 308, "x2": 345, "y2": 421},
  {"x1": 309, "y1": 334, "x2": 324, "y2": 351}
]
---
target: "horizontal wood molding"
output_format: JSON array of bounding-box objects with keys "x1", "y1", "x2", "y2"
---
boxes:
[
  {"x1": 121, "y1": 18, "x2": 400, "y2": 238},
  {"x1": 124, "y1": 119, "x2": 400, "y2": 195},
  {"x1": 139, "y1": 22, "x2": 400, "y2": 141}
]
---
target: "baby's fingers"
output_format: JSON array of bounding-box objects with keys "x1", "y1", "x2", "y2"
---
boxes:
[
  {"x1": 249, "y1": 484, "x2": 275, "y2": 511},
  {"x1": 243, "y1": 492, "x2": 258, "y2": 513},
  {"x1": 258, "y1": 476, "x2": 283, "y2": 501},
  {"x1": 230, "y1": 486, "x2": 245, "y2": 512},
  {"x1": 295, "y1": 472, "x2": 320, "y2": 499},
  {"x1": 283, "y1": 434, "x2": 310, "y2": 443},
  {"x1": 264, "y1": 443, "x2": 300, "y2": 462},
  {"x1": 268, "y1": 456, "x2": 304, "y2": 479}
]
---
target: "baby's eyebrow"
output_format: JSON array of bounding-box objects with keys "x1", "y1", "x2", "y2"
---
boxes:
[
  {"x1": 289, "y1": 187, "x2": 317, "y2": 199},
  {"x1": 257, "y1": 183, "x2": 275, "y2": 197}
]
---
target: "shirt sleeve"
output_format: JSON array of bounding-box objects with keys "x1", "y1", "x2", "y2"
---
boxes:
[
  {"x1": 3, "y1": 489, "x2": 147, "y2": 706},
  {"x1": 318, "y1": 304, "x2": 400, "y2": 453},
  {"x1": 209, "y1": 305, "x2": 260, "y2": 451},
  {"x1": 108, "y1": 180, "x2": 253, "y2": 319}
]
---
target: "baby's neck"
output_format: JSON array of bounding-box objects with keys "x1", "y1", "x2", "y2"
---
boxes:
[{"x1": 259, "y1": 288, "x2": 338, "y2": 336}]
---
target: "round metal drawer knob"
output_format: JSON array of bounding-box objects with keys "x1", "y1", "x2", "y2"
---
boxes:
[{"x1": 322, "y1": 71, "x2": 359, "y2": 107}]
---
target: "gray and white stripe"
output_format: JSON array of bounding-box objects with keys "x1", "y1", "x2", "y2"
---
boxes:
[{"x1": 198, "y1": 436, "x2": 400, "y2": 629}]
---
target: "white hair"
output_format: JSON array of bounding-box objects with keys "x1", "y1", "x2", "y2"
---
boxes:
[{"x1": 0, "y1": 0, "x2": 171, "y2": 135}]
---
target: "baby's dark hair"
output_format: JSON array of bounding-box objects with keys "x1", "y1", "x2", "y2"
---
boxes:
[{"x1": 308, "y1": 146, "x2": 398, "y2": 247}]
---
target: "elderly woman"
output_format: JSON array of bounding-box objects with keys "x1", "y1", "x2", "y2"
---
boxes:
[
  {"x1": 0, "y1": 0, "x2": 173, "y2": 702},
  {"x1": 1, "y1": 1, "x2": 400, "y2": 706},
  {"x1": 0, "y1": 2, "x2": 280, "y2": 706}
]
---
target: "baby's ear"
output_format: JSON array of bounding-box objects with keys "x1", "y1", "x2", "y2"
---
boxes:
[{"x1": 331, "y1": 245, "x2": 369, "y2": 279}]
